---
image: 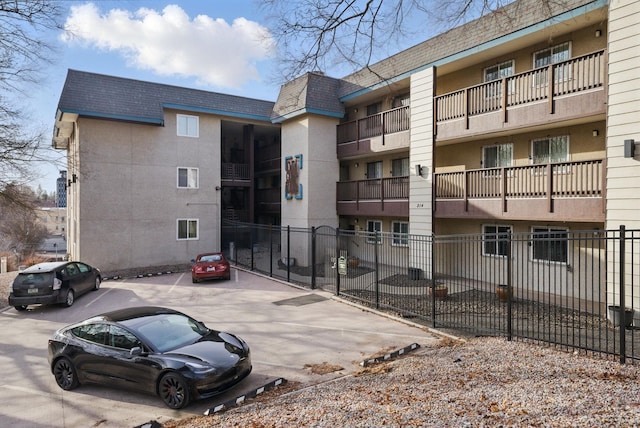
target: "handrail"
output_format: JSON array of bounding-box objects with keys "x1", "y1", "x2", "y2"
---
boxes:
[
  {"x1": 434, "y1": 159, "x2": 604, "y2": 200},
  {"x1": 435, "y1": 49, "x2": 605, "y2": 122},
  {"x1": 337, "y1": 105, "x2": 410, "y2": 145},
  {"x1": 336, "y1": 176, "x2": 410, "y2": 202}
]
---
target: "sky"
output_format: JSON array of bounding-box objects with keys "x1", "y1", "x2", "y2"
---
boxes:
[{"x1": 21, "y1": 0, "x2": 436, "y2": 193}]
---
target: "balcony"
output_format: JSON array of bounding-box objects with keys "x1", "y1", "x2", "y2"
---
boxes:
[
  {"x1": 336, "y1": 176, "x2": 409, "y2": 217},
  {"x1": 435, "y1": 50, "x2": 606, "y2": 141},
  {"x1": 221, "y1": 163, "x2": 250, "y2": 184},
  {"x1": 256, "y1": 187, "x2": 281, "y2": 214},
  {"x1": 336, "y1": 105, "x2": 410, "y2": 158},
  {"x1": 434, "y1": 159, "x2": 605, "y2": 222}
]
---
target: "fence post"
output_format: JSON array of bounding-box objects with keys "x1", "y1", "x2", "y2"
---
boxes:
[
  {"x1": 250, "y1": 225, "x2": 255, "y2": 271},
  {"x1": 311, "y1": 226, "x2": 316, "y2": 289},
  {"x1": 269, "y1": 224, "x2": 273, "y2": 277},
  {"x1": 287, "y1": 225, "x2": 291, "y2": 283},
  {"x1": 431, "y1": 234, "x2": 437, "y2": 329},
  {"x1": 374, "y1": 230, "x2": 380, "y2": 309},
  {"x1": 506, "y1": 231, "x2": 513, "y2": 341},
  {"x1": 619, "y1": 225, "x2": 626, "y2": 364},
  {"x1": 336, "y1": 228, "x2": 341, "y2": 296}
]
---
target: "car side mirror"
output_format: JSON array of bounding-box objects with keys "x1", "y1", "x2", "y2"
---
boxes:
[
  {"x1": 130, "y1": 346, "x2": 143, "y2": 356},
  {"x1": 190, "y1": 259, "x2": 195, "y2": 263}
]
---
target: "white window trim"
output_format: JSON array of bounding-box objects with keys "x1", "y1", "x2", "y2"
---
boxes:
[
  {"x1": 177, "y1": 218, "x2": 199, "y2": 241},
  {"x1": 177, "y1": 114, "x2": 199, "y2": 138},
  {"x1": 177, "y1": 167, "x2": 199, "y2": 189},
  {"x1": 530, "y1": 135, "x2": 570, "y2": 175},
  {"x1": 482, "y1": 224, "x2": 512, "y2": 257},
  {"x1": 483, "y1": 60, "x2": 515, "y2": 97},
  {"x1": 366, "y1": 220, "x2": 383, "y2": 244},
  {"x1": 392, "y1": 221, "x2": 409, "y2": 247}
]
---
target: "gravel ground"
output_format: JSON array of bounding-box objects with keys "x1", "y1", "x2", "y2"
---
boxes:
[{"x1": 3, "y1": 271, "x2": 640, "y2": 427}]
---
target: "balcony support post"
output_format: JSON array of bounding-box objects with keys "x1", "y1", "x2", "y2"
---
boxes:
[
  {"x1": 547, "y1": 64, "x2": 555, "y2": 114},
  {"x1": 502, "y1": 78, "x2": 508, "y2": 123},
  {"x1": 464, "y1": 88, "x2": 470, "y2": 130},
  {"x1": 547, "y1": 163, "x2": 554, "y2": 213},
  {"x1": 464, "y1": 170, "x2": 469, "y2": 212},
  {"x1": 502, "y1": 167, "x2": 507, "y2": 213}
]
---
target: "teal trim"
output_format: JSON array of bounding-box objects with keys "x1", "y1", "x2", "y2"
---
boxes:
[
  {"x1": 271, "y1": 107, "x2": 344, "y2": 124},
  {"x1": 162, "y1": 103, "x2": 271, "y2": 122},
  {"x1": 340, "y1": 0, "x2": 608, "y2": 102},
  {"x1": 59, "y1": 109, "x2": 164, "y2": 125}
]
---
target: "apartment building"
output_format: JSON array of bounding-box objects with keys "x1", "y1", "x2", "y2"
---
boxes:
[{"x1": 53, "y1": 0, "x2": 639, "y2": 300}]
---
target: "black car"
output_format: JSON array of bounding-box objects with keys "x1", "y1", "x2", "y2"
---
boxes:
[
  {"x1": 9, "y1": 261, "x2": 102, "y2": 311},
  {"x1": 47, "y1": 306, "x2": 252, "y2": 409}
]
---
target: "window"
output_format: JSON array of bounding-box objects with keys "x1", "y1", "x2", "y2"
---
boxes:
[
  {"x1": 367, "y1": 161, "x2": 383, "y2": 179},
  {"x1": 366, "y1": 220, "x2": 382, "y2": 244},
  {"x1": 366, "y1": 102, "x2": 381, "y2": 116},
  {"x1": 483, "y1": 143, "x2": 513, "y2": 171},
  {"x1": 392, "y1": 158, "x2": 409, "y2": 177},
  {"x1": 109, "y1": 326, "x2": 142, "y2": 350},
  {"x1": 392, "y1": 221, "x2": 409, "y2": 246},
  {"x1": 177, "y1": 219, "x2": 198, "y2": 240},
  {"x1": 531, "y1": 136, "x2": 569, "y2": 164},
  {"x1": 533, "y1": 42, "x2": 571, "y2": 85},
  {"x1": 483, "y1": 225, "x2": 512, "y2": 257},
  {"x1": 177, "y1": 167, "x2": 199, "y2": 188},
  {"x1": 484, "y1": 60, "x2": 514, "y2": 97},
  {"x1": 392, "y1": 93, "x2": 410, "y2": 108},
  {"x1": 71, "y1": 323, "x2": 109, "y2": 345},
  {"x1": 177, "y1": 114, "x2": 199, "y2": 137},
  {"x1": 532, "y1": 227, "x2": 568, "y2": 263}
]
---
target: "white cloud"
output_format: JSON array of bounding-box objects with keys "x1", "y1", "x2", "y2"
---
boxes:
[{"x1": 61, "y1": 3, "x2": 276, "y2": 89}]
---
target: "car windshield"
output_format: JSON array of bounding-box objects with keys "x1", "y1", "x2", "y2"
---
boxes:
[{"x1": 134, "y1": 313, "x2": 209, "y2": 353}]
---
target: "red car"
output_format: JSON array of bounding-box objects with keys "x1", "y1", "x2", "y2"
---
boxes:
[{"x1": 191, "y1": 252, "x2": 231, "y2": 282}]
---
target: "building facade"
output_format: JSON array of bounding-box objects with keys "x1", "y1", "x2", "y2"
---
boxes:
[{"x1": 53, "y1": 0, "x2": 639, "y2": 306}]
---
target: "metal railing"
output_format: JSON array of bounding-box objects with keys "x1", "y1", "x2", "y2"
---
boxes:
[
  {"x1": 337, "y1": 105, "x2": 410, "y2": 145},
  {"x1": 435, "y1": 49, "x2": 605, "y2": 122},
  {"x1": 221, "y1": 163, "x2": 250, "y2": 180},
  {"x1": 336, "y1": 176, "x2": 410, "y2": 202},
  {"x1": 222, "y1": 220, "x2": 640, "y2": 364},
  {"x1": 434, "y1": 159, "x2": 604, "y2": 199}
]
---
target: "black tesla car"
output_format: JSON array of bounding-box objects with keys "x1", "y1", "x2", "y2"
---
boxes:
[{"x1": 47, "y1": 306, "x2": 252, "y2": 409}]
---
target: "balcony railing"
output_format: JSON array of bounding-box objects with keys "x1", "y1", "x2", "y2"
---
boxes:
[
  {"x1": 337, "y1": 176, "x2": 410, "y2": 201},
  {"x1": 337, "y1": 105, "x2": 410, "y2": 145},
  {"x1": 435, "y1": 49, "x2": 605, "y2": 123},
  {"x1": 222, "y1": 163, "x2": 250, "y2": 180},
  {"x1": 435, "y1": 159, "x2": 604, "y2": 200}
]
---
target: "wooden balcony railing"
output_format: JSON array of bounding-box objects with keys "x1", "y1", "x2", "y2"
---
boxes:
[
  {"x1": 337, "y1": 176, "x2": 410, "y2": 201},
  {"x1": 435, "y1": 50, "x2": 605, "y2": 124},
  {"x1": 337, "y1": 105, "x2": 410, "y2": 145},
  {"x1": 222, "y1": 163, "x2": 250, "y2": 180},
  {"x1": 435, "y1": 159, "x2": 604, "y2": 201}
]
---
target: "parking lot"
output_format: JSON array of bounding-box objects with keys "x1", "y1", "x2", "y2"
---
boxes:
[{"x1": 0, "y1": 268, "x2": 440, "y2": 427}]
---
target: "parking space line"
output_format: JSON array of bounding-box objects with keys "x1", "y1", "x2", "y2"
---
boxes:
[
  {"x1": 169, "y1": 273, "x2": 185, "y2": 293},
  {"x1": 85, "y1": 287, "x2": 116, "y2": 307}
]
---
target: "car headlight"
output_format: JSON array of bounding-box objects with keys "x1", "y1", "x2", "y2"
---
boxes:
[{"x1": 185, "y1": 361, "x2": 217, "y2": 375}]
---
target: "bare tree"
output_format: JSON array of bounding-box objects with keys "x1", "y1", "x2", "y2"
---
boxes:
[
  {"x1": 261, "y1": 0, "x2": 555, "y2": 81},
  {"x1": 0, "y1": 184, "x2": 48, "y2": 258},
  {"x1": 0, "y1": 1, "x2": 64, "y2": 194}
]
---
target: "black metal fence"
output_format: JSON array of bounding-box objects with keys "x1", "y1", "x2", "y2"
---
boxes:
[{"x1": 222, "y1": 220, "x2": 640, "y2": 363}]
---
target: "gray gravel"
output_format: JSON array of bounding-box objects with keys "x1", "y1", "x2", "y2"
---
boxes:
[{"x1": 163, "y1": 337, "x2": 640, "y2": 427}]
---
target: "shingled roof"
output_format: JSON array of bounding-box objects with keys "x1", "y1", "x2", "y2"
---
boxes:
[
  {"x1": 57, "y1": 69, "x2": 276, "y2": 124},
  {"x1": 270, "y1": 72, "x2": 345, "y2": 122}
]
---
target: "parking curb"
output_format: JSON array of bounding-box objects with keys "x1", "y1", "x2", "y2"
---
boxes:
[
  {"x1": 360, "y1": 343, "x2": 421, "y2": 367},
  {"x1": 203, "y1": 377, "x2": 288, "y2": 415}
]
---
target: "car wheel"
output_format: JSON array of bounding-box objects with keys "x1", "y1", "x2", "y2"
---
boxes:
[
  {"x1": 225, "y1": 273, "x2": 231, "y2": 281},
  {"x1": 159, "y1": 372, "x2": 190, "y2": 409},
  {"x1": 93, "y1": 276, "x2": 101, "y2": 291},
  {"x1": 14, "y1": 305, "x2": 27, "y2": 311},
  {"x1": 64, "y1": 289, "x2": 75, "y2": 307},
  {"x1": 192, "y1": 277, "x2": 198, "y2": 283},
  {"x1": 53, "y1": 357, "x2": 80, "y2": 390}
]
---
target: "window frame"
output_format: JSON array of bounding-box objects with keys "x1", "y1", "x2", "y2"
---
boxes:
[
  {"x1": 391, "y1": 158, "x2": 409, "y2": 177},
  {"x1": 366, "y1": 219, "x2": 382, "y2": 244},
  {"x1": 482, "y1": 225, "x2": 512, "y2": 257},
  {"x1": 531, "y1": 226, "x2": 569, "y2": 264},
  {"x1": 483, "y1": 60, "x2": 515, "y2": 97},
  {"x1": 482, "y1": 143, "x2": 513, "y2": 177},
  {"x1": 177, "y1": 167, "x2": 199, "y2": 189},
  {"x1": 177, "y1": 218, "x2": 199, "y2": 240},
  {"x1": 392, "y1": 221, "x2": 409, "y2": 247},
  {"x1": 532, "y1": 42, "x2": 571, "y2": 86},
  {"x1": 176, "y1": 114, "x2": 199, "y2": 138}
]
